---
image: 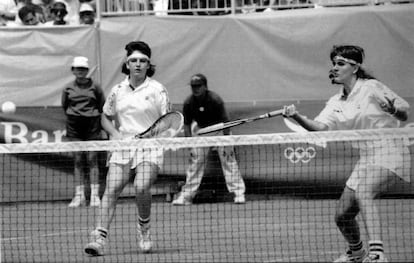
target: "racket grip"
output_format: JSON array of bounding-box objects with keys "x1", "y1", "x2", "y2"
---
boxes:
[
  {"x1": 267, "y1": 109, "x2": 284, "y2": 117},
  {"x1": 196, "y1": 123, "x2": 225, "y2": 135}
]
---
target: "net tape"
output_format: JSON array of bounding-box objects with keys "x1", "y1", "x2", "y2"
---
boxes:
[{"x1": 0, "y1": 127, "x2": 413, "y2": 153}]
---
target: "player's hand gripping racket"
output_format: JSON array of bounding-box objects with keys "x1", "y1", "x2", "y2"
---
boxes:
[
  {"x1": 196, "y1": 109, "x2": 284, "y2": 135},
  {"x1": 136, "y1": 111, "x2": 184, "y2": 139}
]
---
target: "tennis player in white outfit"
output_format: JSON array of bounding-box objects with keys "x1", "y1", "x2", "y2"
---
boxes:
[
  {"x1": 84, "y1": 41, "x2": 170, "y2": 256},
  {"x1": 282, "y1": 45, "x2": 410, "y2": 263}
]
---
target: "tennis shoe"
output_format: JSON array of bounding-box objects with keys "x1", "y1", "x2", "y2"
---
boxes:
[
  {"x1": 362, "y1": 252, "x2": 387, "y2": 263},
  {"x1": 334, "y1": 248, "x2": 367, "y2": 263},
  {"x1": 68, "y1": 194, "x2": 86, "y2": 208},
  {"x1": 84, "y1": 229, "x2": 107, "y2": 256},
  {"x1": 137, "y1": 224, "x2": 152, "y2": 253},
  {"x1": 172, "y1": 194, "x2": 192, "y2": 206},
  {"x1": 234, "y1": 195, "x2": 246, "y2": 204}
]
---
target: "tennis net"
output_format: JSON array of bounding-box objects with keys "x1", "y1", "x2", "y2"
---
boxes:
[{"x1": 1, "y1": 128, "x2": 413, "y2": 262}]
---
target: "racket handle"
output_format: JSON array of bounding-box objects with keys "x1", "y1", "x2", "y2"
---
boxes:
[
  {"x1": 266, "y1": 109, "x2": 284, "y2": 118},
  {"x1": 196, "y1": 123, "x2": 225, "y2": 135}
]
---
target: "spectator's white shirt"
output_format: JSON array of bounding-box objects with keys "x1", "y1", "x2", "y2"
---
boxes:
[
  {"x1": 0, "y1": 0, "x2": 17, "y2": 13},
  {"x1": 1, "y1": 0, "x2": 17, "y2": 25},
  {"x1": 103, "y1": 76, "x2": 171, "y2": 137}
]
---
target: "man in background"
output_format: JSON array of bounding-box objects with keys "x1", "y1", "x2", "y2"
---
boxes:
[{"x1": 172, "y1": 73, "x2": 246, "y2": 205}]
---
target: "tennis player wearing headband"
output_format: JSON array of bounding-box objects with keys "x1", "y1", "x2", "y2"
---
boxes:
[
  {"x1": 282, "y1": 45, "x2": 410, "y2": 263},
  {"x1": 84, "y1": 41, "x2": 171, "y2": 256}
]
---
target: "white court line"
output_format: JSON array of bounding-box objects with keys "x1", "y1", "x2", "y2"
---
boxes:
[
  {"x1": 180, "y1": 221, "x2": 318, "y2": 228},
  {"x1": 263, "y1": 250, "x2": 340, "y2": 262},
  {"x1": 1, "y1": 228, "x2": 89, "y2": 242}
]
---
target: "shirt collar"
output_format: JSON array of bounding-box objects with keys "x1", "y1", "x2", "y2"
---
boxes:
[
  {"x1": 339, "y1": 78, "x2": 364, "y2": 100},
  {"x1": 122, "y1": 76, "x2": 151, "y2": 91}
]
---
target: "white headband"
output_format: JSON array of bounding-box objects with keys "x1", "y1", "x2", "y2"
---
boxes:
[
  {"x1": 126, "y1": 52, "x2": 150, "y2": 62},
  {"x1": 333, "y1": 55, "x2": 360, "y2": 66}
]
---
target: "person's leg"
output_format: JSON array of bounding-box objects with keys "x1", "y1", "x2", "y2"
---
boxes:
[
  {"x1": 87, "y1": 151, "x2": 101, "y2": 207},
  {"x1": 134, "y1": 161, "x2": 158, "y2": 220},
  {"x1": 333, "y1": 186, "x2": 367, "y2": 262},
  {"x1": 85, "y1": 163, "x2": 131, "y2": 256},
  {"x1": 134, "y1": 161, "x2": 159, "y2": 252},
  {"x1": 335, "y1": 187, "x2": 360, "y2": 244},
  {"x1": 356, "y1": 167, "x2": 400, "y2": 262},
  {"x1": 217, "y1": 146, "x2": 246, "y2": 203},
  {"x1": 97, "y1": 163, "x2": 131, "y2": 228},
  {"x1": 173, "y1": 147, "x2": 209, "y2": 204},
  {"x1": 69, "y1": 152, "x2": 87, "y2": 207},
  {"x1": 66, "y1": 117, "x2": 88, "y2": 207}
]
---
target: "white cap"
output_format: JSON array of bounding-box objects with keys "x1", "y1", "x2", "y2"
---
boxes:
[
  {"x1": 71, "y1": 56, "x2": 89, "y2": 68},
  {"x1": 79, "y1": 3, "x2": 94, "y2": 13}
]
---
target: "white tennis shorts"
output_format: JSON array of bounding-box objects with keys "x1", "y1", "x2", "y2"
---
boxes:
[
  {"x1": 109, "y1": 148, "x2": 164, "y2": 169},
  {"x1": 346, "y1": 139, "x2": 411, "y2": 190}
]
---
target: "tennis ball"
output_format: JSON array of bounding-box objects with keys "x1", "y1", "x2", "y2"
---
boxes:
[{"x1": 1, "y1": 101, "x2": 16, "y2": 114}]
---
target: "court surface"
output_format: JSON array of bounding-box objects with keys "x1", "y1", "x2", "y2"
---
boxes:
[{"x1": 2, "y1": 196, "x2": 414, "y2": 262}]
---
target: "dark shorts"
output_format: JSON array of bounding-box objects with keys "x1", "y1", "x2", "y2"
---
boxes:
[{"x1": 66, "y1": 115, "x2": 102, "y2": 141}]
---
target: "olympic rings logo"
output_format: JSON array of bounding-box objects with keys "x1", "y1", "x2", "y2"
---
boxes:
[{"x1": 284, "y1": 146, "x2": 316, "y2": 164}]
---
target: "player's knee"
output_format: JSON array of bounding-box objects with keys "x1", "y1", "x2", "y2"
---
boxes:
[
  {"x1": 105, "y1": 183, "x2": 124, "y2": 198},
  {"x1": 355, "y1": 187, "x2": 376, "y2": 201},
  {"x1": 133, "y1": 181, "x2": 151, "y2": 194}
]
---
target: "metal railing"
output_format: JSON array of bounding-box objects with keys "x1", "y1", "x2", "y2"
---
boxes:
[{"x1": 96, "y1": 0, "x2": 414, "y2": 17}]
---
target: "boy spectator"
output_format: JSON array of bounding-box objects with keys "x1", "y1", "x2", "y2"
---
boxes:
[
  {"x1": 79, "y1": 2, "x2": 95, "y2": 25},
  {"x1": 63, "y1": 56, "x2": 105, "y2": 208}
]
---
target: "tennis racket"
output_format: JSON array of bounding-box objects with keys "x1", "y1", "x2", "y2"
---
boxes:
[
  {"x1": 136, "y1": 111, "x2": 184, "y2": 139},
  {"x1": 196, "y1": 109, "x2": 284, "y2": 135}
]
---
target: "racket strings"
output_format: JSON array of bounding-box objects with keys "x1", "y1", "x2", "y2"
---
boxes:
[{"x1": 146, "y1": 112, "x2": 184, "y2": 138}]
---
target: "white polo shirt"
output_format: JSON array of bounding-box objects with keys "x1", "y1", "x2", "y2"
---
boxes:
[
  {"x1": 103, "y1": 76, "x2": 170, "y2": 137},
  {"x1": 315, "y1": 79, "x2": 409, "y2": 130}
]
